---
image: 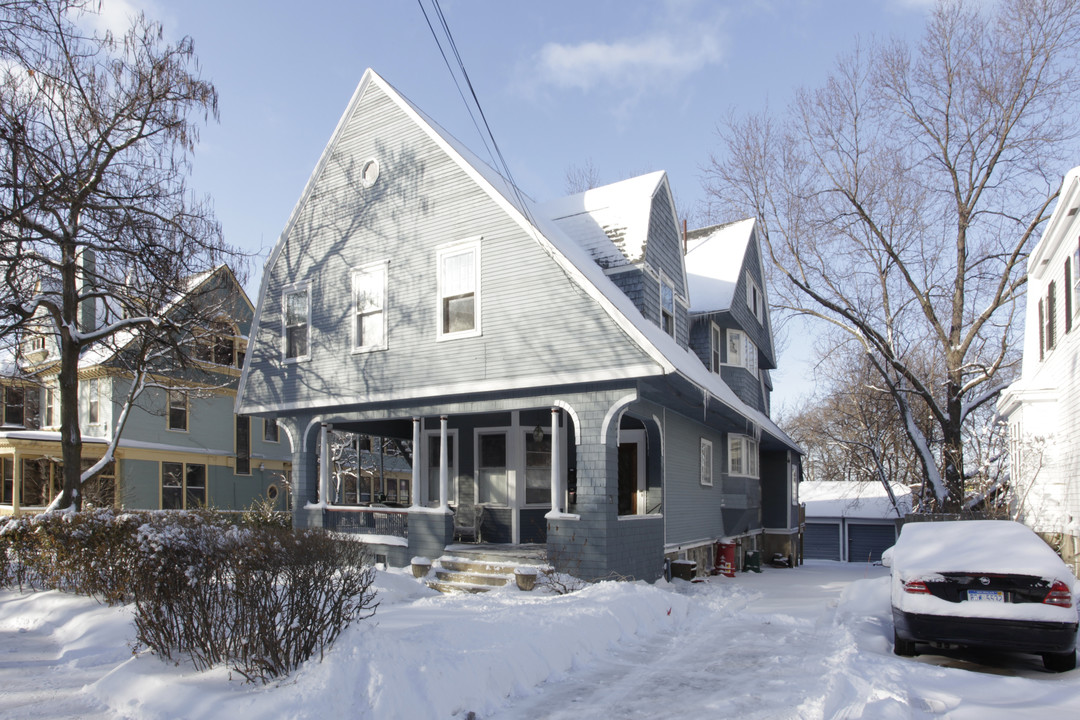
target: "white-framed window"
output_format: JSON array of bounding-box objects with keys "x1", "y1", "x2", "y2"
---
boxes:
[
  {"x1": 167, "y1": 389, "x2": 188, "y2": 432},
  {"x1": 728, "y1": 434, "x2": 759, "y2": 478},
  {"x1": 661, "y1": 276, "x2": 675, "y2": 337},
  {"x1": 263, "y1": 417, "x2": 280, "y2": 443},
  {"x1": 44, "y1": 385, "x2": 57, "y2": 428},
  {"x1": 437, "y1": 239, "x2": 481, "y2": 339},
  {"x1": 477, "y1": 431, "x2": 509, "y2": 505},
  {"x1": 282, "y1": 284, "x2": 311, "y2": 361},
  {"x1": 352, "y1": 261, "x2": 388, "y2": 352},
  {"x1": 746, "y1": 273, "x2": 764, "y2": 324},
  {"x1": 726, "y1": 329, "x2": 758, "y2": 375},
  {"x1": 700, "y1": 438, "x2": 713, "y2": 486},
  {"x1": 1072, "y1": 248, "x2": 1080, "y2": 321},
  {"x1": 87, "y1": 377, "x2": 100, "y2": 426},
  {"x1": 1045, "y1": 281, "x2": 1057, "y2": 353},
  {"x1": 710, "y1": 323, "x2": 722, "y2": 373}
]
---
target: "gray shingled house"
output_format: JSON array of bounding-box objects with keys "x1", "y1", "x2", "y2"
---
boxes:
[{"x1": 235, "y1": 69, "x2": 801, "y2": 581}]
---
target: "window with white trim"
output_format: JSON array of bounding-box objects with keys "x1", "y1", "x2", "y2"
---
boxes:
[
  {"x1": 661, "y1": 277, "x2": 675, "y2": 337},
  {"x1": 1072, "y1": 248, "x2": 1080, "y2": 321},
  {"x1": 1045, "y1": 281, "x2": 1057, "y2": 352},
  {"x1": 283, "y1": 286, "x2": 310, "y2": 360},
  {"x1": 87, "y1": 378, "x2": 100, "y2": 426},
  {"x1": 710, "y1": 323, "x2": 721, "y2": 373},
  {"x1": 437, "y1": 241, "x2": 480, "y2": 338},
  {"x1": 352, "y1": 261, "x2": 387, "y2": 351},
  {"x1": 700, "y1": 438, "x2": 713, "y2": 486},
  {"x1": 728, "y1": 434, "x2": 759, "y2": 478},
  {"x1": 746, "y1": 273, "x2": 764, "y2": 324},
  {"x1": 726, "y1": 329, "x2": 758, "y2": 375}
]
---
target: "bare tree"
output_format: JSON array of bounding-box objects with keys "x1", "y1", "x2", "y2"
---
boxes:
[
  {"x1": 705, "y1": 0, "x2": 1080, "y2": 511},
  {"x1": 564, "y1": 158, "x2": 602, "y2": 194},
  {"x1": 0, "y1": 0, "x2": 239, "y2": 509}
]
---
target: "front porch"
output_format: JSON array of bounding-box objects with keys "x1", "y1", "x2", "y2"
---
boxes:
[{"x1": 284, "y1": 386, "x2": 668, "y2": 581}]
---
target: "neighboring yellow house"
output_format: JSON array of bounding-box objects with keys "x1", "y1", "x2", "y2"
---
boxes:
[{"x1": 1, "y1": 266, "x2": 291, "y2": 515}]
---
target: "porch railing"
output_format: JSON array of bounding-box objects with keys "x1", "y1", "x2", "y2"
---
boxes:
[{"x1": 325, "y1": 506, "x2": 408, "y2": 539}]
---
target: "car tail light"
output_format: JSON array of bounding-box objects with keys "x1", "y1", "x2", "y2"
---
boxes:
[
  {"x1": 903, "y1": 580, "x2": 931, "y2": 594},
  {"x1": 1043, "y1": 581, "x2": 1073, "y2": 608}
]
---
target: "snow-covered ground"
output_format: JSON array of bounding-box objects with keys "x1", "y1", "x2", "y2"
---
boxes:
[{"x1": 1, "y1": 561, "x2": 1078, "y2": 719}]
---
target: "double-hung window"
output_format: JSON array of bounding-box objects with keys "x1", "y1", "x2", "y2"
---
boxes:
[
  {"x1": 167, "y1": 389, "x2": 188, "y2": 431},
  {"x1": 352, "y1": 261, "x2": 388, "y2": 351},
  {"x1": 437, "y1": 240, "x2": 481, "y2": 339},
  {"x1": 87, "y1": 378, "x2": 100, "y2": 426},
  {"x1": 710, "y1": 324, "x2": 722, "y2": 373},
  {"x1": 1045, "y1": 281, "x2": 1057, "y2": 353},
  {"x1": 746, "y1": 273, "x2": 765, "y2": 324},
  {"x1": 283, "y1": 285, "x2": 310, "y2": 361},
  {"x1": 700, "y1": 438, "x2": 713, "y2": 486},
  {"x1": 728, "y1": 434, "x2": 759, "y2": 478},
  {"x1": 661, "y1": 277, "x2": 675, "y2": 337}
]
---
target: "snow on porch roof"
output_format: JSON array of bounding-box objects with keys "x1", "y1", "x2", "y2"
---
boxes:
[
  {"x1": 536, "y1": 172, "x2": 666, "y2": 269},
  {"x1": 685, "y1": 218, "x2": 755, "y2": 313}
]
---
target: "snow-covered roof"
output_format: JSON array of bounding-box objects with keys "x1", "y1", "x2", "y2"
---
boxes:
[
  {"x1": 537, "y1": 172, "x2": 666, "y2": 269},
  {"x1": 684, "y1": 219, "x2": 755, "y2": 313},
  {"x1": 801, "y1": 480, "x2": 911, "y2": 519}
]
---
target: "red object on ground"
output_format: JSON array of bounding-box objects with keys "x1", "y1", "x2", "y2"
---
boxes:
[{"x1": 716, "y1": 542, "x2": 736, "y2": 577}]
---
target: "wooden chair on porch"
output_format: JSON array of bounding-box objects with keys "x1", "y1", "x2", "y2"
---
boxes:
[{"x1": 453, "y1": 503, "x2": 483, "y2": 543}]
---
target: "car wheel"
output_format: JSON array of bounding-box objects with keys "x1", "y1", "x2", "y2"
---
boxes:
[
  {"x1": 1042, "y1": 651, "x2": 1076, "y2": 673},
  {"x1": 893, "y1": 630, "x2": 917, "y2": 657}
]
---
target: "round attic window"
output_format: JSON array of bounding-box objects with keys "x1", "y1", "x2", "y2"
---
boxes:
[{"x1": 361, "y1": 158, "x2": 380, "y2": 188}]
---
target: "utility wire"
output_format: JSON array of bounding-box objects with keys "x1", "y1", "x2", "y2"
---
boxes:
[{"x1": 416, "y1": 0, "x2": 537, "y2": 227}]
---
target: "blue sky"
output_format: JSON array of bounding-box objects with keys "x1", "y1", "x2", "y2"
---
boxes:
[{"x1": 100, "y1": 0, "x2": 937, "y2": 409}]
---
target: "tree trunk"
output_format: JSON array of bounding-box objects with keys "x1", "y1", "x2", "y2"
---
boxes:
[
  {"x1": 941, "y1": 377, "x2": 965, "y2": 513},
  {"x1": 56, "y1": 243, "x2": 82, "y2": 511}
]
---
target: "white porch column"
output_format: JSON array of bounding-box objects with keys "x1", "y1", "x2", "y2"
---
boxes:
[
  {"x1": 438, "y1": 416, "x2": 449, "y2": 510},
  {"x1": 319, "y1": 423, "x2": 330, "y2": 505},
  {"x1": 550, "y1": 408, "x2": 561, "y2": 513},
  {"x1": 411, "y1": 417, "x2": 421, "y2": 508}
]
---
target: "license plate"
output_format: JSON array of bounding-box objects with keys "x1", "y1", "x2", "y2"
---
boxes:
[{"x1": 967, "y1": 589, "x2": 1004, "y2": 602}]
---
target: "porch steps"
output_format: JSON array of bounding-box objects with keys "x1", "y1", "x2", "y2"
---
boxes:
[{"x1": 427, "y1": 545, "x2": 549, "y2": 594}]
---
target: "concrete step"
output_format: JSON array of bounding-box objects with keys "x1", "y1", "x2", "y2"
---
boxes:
[
  {"x1": 439, "y1": 559, "x2": 522, "y2": 576},
  {"x1": 426, "y1": 580, "x2": 493, "y2": 595},
  {"x1": 434, "y1": 569, "x2": 510, "y2": 587}
]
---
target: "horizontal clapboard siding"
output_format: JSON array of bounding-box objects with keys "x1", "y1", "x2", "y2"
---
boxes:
[
  {"x1": 657, "y1": 406, "x2": 726, "y2": 545},
  {"x1": 242, "y1": 82, "x2": 659, "y2": 412}
]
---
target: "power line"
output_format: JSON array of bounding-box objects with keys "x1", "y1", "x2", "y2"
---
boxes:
[{"x1": 416, "y1": 0, "x2": 537, "y2": 227}]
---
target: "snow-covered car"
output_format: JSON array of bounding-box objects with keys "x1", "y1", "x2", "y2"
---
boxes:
[{"x1": 882, "y1": 520, "x2": 1078, "y2": 672}]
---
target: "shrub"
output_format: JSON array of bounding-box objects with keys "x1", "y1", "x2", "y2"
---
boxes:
[{"x1": 0, "y1": 509, "x2": 378, "y2": 682}]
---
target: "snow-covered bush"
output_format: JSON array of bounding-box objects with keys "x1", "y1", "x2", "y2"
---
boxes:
[
  {"x1": 131, "y1": 523, "x2": 378, "y2": 682},
  {"x1": 0, "y1": 509, "x2": 143, "y2": 602},
  {"x1": 1, "y1": 509, "x2": 378, "y2": 682}
]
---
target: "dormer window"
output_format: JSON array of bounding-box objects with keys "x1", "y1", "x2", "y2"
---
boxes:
[
  {"x1": 661, "y1": 277, "x2": 675, "y2": 337},
  {"x1": 710, "y1": 324, "x2": 722, "y2": 373}
]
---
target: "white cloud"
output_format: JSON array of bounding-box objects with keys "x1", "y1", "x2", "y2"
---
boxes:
[
  {"x1": 532, "y1": 5, "x2": 727, "y2": 94},
  {"x1": 537, "y1": 33, "x2": 723, "y2": 92}
]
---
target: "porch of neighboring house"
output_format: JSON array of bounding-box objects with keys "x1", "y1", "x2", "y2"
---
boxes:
[{"x1": 0, "y1": 434, "x2": 115, "y2": 514}]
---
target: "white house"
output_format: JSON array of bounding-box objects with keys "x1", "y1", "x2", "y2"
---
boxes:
[{"x1": 998, "y1": 166, "x2": 1080, "y2": 575}]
